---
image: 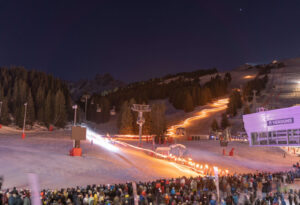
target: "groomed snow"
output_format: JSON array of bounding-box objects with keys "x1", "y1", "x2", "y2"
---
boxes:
[
  {"x1": 118, "y1": 139, "x2": 300, "y2": 174},
  {"x1": 0, "y1": 129, "x2": 198, "y2": 189}
]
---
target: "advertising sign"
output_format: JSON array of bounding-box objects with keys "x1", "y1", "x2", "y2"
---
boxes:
[
  {"x1": 71, "y1": 126, "x2": 87, "y2": 140},
  {"x1": 267, "y1": 118, "x2": 294, "y2": 126}
]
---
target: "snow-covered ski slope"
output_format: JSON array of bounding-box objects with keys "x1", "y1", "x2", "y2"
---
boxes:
[{"x1": 0, "y1": 129, "x2": 197, "y2": 189}]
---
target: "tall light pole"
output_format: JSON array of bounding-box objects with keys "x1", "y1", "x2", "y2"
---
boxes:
[
  {"x1": 22, "y1": 102, "x2": 27, "y2": 139},
  {"x1": 81, "y1": 94, "x2": 90, "y2": 122},
  {"x1": 131, "y1": 104, "x2": 151, "y2": 146},
  {"x1": 72, "y1": 104, "x2": 78, "y2": 148},
  {"x1": 72, "y1": 105, "x2": 78, "y2": 126}
]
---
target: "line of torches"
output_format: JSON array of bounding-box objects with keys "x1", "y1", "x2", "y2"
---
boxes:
[
  {"x1": 165, "y1": 153, "x2": 229, "y2": 177},
  {"x1": 112, "y1": 138, "x2": 229, "y2": 177},
  {"x1": 104, "y1": 98, "x2": 230, "y2": 176},
  {"x1": 166, "y1": 98, "x2": 229, "y2": 137}
]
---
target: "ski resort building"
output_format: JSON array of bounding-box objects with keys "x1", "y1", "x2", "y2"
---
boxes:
[{"x1": 243, "y1": 106, "x2": 300, "y2": 146}]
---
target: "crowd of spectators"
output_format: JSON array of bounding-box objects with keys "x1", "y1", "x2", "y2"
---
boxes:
[{"x1": 0, "y1": 171, "x2": 299, "y2": 205}]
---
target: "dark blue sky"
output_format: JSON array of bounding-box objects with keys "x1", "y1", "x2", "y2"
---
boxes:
[{"x1": 1, "y1": 1, "x2": 300, "y2": 82}]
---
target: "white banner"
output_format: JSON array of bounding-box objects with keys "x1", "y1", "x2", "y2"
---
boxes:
[
  {"x1": 27, "y1": 173, "x2": 41, "y2": 205},
  {"x1": 132, "y1": 182, "x2": 138, "y2": 205},
  {"x1": 213, "y1": 167, "x2": 220, "y2": 203}
]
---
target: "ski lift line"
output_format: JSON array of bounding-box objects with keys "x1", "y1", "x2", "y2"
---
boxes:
[{"x1": 262, "y1": 66, "x2": 285, "y2": 108}]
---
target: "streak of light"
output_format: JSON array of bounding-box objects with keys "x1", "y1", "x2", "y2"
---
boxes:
[
  {"x1": 243, "y1": 75, "x2": 255, "y2": 79},
  {"x1": 114, "y1": 135, "x2": 154, "y2": 139},
  {"x1": 112, "y1": 139, "x2": 228, "y2": 176},
  {"x1": 82, "y1": 121, "x2": 228, "y2": 176},
  {"x1": 83, "y1": 98, "x2": 230, "y2": 175},
  {"x1": 169, "y1": 162, "x2": 200, "y2": 175},
  {"x1": 166, "y1": 98, "x2": 229, "y2": 136},
  {"x1": 86, "y1": 128, "x2": 119, "y2": 152},
  {"x1": 85, "y1": 127, "x2": 202, "y2": 175}
]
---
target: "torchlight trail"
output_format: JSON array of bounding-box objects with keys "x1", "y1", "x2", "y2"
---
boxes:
[
  {"x1": 85, "y1": 127, "x2": 199, "y2": 175},
  {"x1": 83, "y1": 98, "x2": 230, "y2": 176},
  {"x1": 166, "y1": 98, "x2": 229, "y2": 136}
]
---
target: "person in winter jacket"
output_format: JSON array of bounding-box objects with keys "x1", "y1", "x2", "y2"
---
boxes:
[
  {"x1": 8, "y1": 192, "x2": 16, "y2": 205},
  {"x1": 288, "y1": 192, "x2": 294, "y2": 205},
  {"x1": 83, "y1": 194, "x2": 89, "y2": 205},
  {"x1": 23, "y1": 192, "x2": 31, "y2": 205}
]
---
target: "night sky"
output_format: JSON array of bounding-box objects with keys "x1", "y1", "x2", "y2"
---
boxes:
[{"x1": 1, "y1": 1, "x2": 300, "y2": 82}]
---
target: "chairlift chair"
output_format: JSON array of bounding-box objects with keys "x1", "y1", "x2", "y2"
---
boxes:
[
  {"x1": 96, "y1": 104, "x2": 101, "y2": 113},
  {"x1": 110, "y1": 106, "x2": 116, "y2": 115}
]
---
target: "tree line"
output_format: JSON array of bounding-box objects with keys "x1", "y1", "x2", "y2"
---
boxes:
[
  {"x1": 0, "y1": 66, "x2": 72, "y2": 128},
  {"x1": 249, "y1": 61, "x2": 285, "y2": 75},
  {"x1": 86, "y1": 69, "x2": 231, "y2": 124},
  {"x1": 211, "y1": 113, "x2": 231, "y2": 132},
  {"x1": 0, "y1": 66, "x2": 231, "y2": 133}
]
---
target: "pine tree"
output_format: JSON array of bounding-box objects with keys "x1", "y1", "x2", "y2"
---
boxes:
[
  {"x1": 44, "y1": 91, "x2": 53, "y2": 126},
  {"x1": 87, "y1": 101, "x2": 96, "y2": 122},
  {"x1": 221, "y1": 113, "x2": 230, "y2": 130},
  {"x1": 18, "y1": 79, "x2": 27, "y2": 103},
  {"x1": 0, "y1": 85, "x2": 4, "y2": 100},
  {"x1": 150, "y1": 102, "x2": 166, "y2": 139},
  {"x1": 197, "y1": 87, "x2": 205, "y2": 105},
  {"x1": 12, "y1": 80, "x2": 19, "y2": 115},
  {"x1": 225, "y1": 72, "x2": 232, "y2": 83},
  {"x1": 119, "y1": 101, "x2": 134, "y2": 134},
  {"x1": 101, "y1": 97, "x2": 110, "y2": 123},
  {"x1": 227, "y1": 102, "x2": 237, "y2": 116},
  {"x1": 129, "y1": 98, "x2": 138, "y2": 134},
  {"x1": 211, "y1": 118, "x2": 219, "y2": 132},
  {"x1": 227, "y1": 90, "x2": 242, "y2": 116},
  {"x1": 95, "y1": 97, "x2": 110, "y2": 123},
  {"x1": 64, "y1": 91, "x2": 73, "y2": 121},
  {"x1": 0, "y1": 98, "x2": 10, "y2": 125},
  {"x1": 26, "y1": 90, "x2": 35, "y2": 126},
  {"x1": 184, "y1": 92, "x2": 194, "y2": 112},
  {"x1": 203, "y1": 87, "x2": 212, "y2": 103},
  {"x1": 54, "y1": 90, "x2": 67, "y2": 127},
  {"x1": 117, "y1": 101, "x2": 127, "y2": 129},
  {"x1": 243, "y1": 103, "x2": 251, "y2": 114},
  {"x1": 35, "y1": 86, "x2": 45, "y2": 121},
  {"x1": 143, "y1": 112, "x2": 151, "y2": 135},
  {"x1": 15, "y1": 106, "x2": 24, "y2": 128},
  {"x1": 191, "y1": 86, "x2": 198, "y2": 106}
]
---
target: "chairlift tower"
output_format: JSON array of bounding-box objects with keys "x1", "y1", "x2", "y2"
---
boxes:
[
  {"x1": 131, "y1": 104, "x2": 151, "y2": 146},
  {"x1": 81, "y1": 94, "x2": 90, "y2": 122},
  {"x1": 252, "y1": 90, "x2": 257, "y2": 113}
]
